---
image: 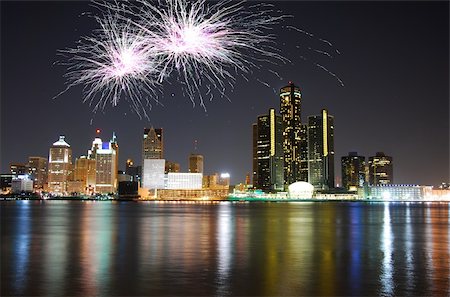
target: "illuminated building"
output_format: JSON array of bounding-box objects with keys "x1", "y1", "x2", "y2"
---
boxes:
[
  {"x1": 11, "y1": 175, "x2": 33, "y2": 193},
  {"x1": 48, "y1": 136, "x2": 72, "y2": 194},
  {"x1": 165, "y1": 161, "x2": 181, "y2": 173},
  {"x1": 94, "y1": 137, "x2": 118, "y2": 193},
  {"x1": 110, "y1": 132, "x2": 119, "y2": 187},
  {"x1": 189, "y1": 154, "x2": 204, "y2": 174},
  {"x1": 125, "y1": 159, "x2": 141, "y2": 182},
  {"x1": 166, "y1": 173, "x2": 203, "y2": 189},
  {"x1": 28, "y1": 156, "x2": 48, "y2": 189},
  {"x1": 252, "y1": 123, "x2": 258, "y2": 186},
  {"x1": 288, "y1": 181, "x2": 314, "y2": 199},
  {"x1": 361, "y1": 184, "x2": 429, "y2": 200},
  {"x1": 280, "y1": 81, "x2": 308, "y2": 185},
  {"x1": 252, "y1": 108, "x2": 284, "y2": 191},
  {"x1": 0, "y1": 174, "x2": 14, "y2": 192},
  {"x1": 308, "y1": 109, "x2": 335, "y2": 190},
  {"x1": 368, "y1": 152, "x2": 393, "y2": 185},
  {"x1": 142, "y1": 159, "x2": 165, "y2": 189},
  {"x1": 143, "y1": 127, "x2": 163, "y2": 160},
  {"x1": 73, "y1": 156, "x2": 96, "y2": 193},
  {"x1": 9, "y1": 163, "x2": 28, "y2": 175},
  {"x1": 341, "y1": 152, "x2": 366, "y2": 191},
  {"x1": 203, "y1": 173, "x2": 230, "y2": 190}
]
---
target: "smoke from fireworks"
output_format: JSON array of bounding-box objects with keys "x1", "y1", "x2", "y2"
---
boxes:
[{"x1": 57, "y1": 0, "x2": 342, "y2": 118}]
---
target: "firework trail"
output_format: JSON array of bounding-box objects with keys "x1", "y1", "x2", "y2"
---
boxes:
[
  {"x1": 57, "y1": 0, "x2": 343, "y2": 117},
  {"x1": 55, "y1": 12, "x2": 160, "y2": 118},
  {"x1": 110, "y1": 0, "x2": 289, "y2": 108}
]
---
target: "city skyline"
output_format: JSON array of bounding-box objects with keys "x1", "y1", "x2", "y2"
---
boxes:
[{"x1": 1, "y1": 1, "x2": 449, "y2": 185}]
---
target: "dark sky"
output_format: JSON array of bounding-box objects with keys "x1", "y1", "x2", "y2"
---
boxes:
[{"x1": 1, "y1": 1, "x2": 449, "y2": 186}]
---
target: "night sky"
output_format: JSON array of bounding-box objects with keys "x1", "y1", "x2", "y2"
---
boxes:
[{"x1": 1, "y1": 1, "x2": 448, "y2": 186}]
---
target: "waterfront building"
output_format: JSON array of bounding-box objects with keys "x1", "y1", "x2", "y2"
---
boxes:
[
  {"x1": 368, "y1": 152, "x2": 393, "y2": 185},
  {"x1": 11, "y1": 175, "x2": 33, "y2": 193},
  {"x1": 47, "y1": 136, "x2": 72, "y2": 194},
  {"x1": 288, "y1": 181, "x2": 314, "y2": 199},
  {"x1": 280, "y1": 82, "x2": 308, "y2": 185},
  {"x1": 125, "y1": 159, "x2": 141, "y2": 182},
  {"x1": 73, "y1": 156, "x2": 96, "y2": 193},
  {"x1": 189, "y1": 154, "x2": 204, "y2": 174},
  {"x1": 252, "y1": 123, "x2": 258, "y2": 187},
  {"x1": 165, "y1": 161, "x2": 181, "y2": 173},
  {"x1": 203, "y1": 173, "x2": 231, "y2": 190},
  {"x1": 361, "y1": 184, "x2": 429, "y2": 200},
  {"x1": 308, "y1": 109, "x2": 335, "y2": 190},
  {"x1": 252, "y1": 108, "x2": 284, "y2": 191},
  {"x1": 111, "y1": 132, "x2": 119, "y2": 188},
  {"x1": 143, "y1": 127, "x2": 163, "y2": 161},
  {"x1": 341, "y1": 152, "x2": 366, "y2": 191},
  {"x1": 10, "y1": 163, "x2": 28, "y2": 175},
  {"x1": 94, "y1": 137, "x2": 118, "y2": 193},
  {"x1": 28, "y1": 156, "x2": 48, "y2": 189},
  {"x1": 167, "y1": 173, "x2": 203, "y2": 189},
  {"x1": 0, "y1": 174, "x2": 14, "y2": 192},
  {"x1": 142, "y1": 159, "x2": 165, "y2": 189}
]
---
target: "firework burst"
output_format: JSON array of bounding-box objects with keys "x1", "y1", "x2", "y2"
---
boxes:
[{"x1": 56, "y1": 12, "x2": 160, "y2": 118}]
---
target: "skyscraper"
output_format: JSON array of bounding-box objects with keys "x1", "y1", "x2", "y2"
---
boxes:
[
  {"x1": 341, "y1": 152, "x2": 366, "y2": 190},
  {"x1": 73, "y1": 156, "x2": 96, "y2": 192},
  {"x1": 189, "y1": 154, "x2": 204, "y2": 174},
  {"x1": 252, "y1": 108, "x2": 284, "y2": 191},
  {"x1": 48, "y1": 136, "x2": 72, "y2": 193},
  {"x1": 143, "y1": 127, "x2": 163, "y2": 161},
  {"x1": 308, "y1": 109, "x2": 335, "y2": 190},
  {"x1": 252, "y1": 123, "x2": 258, "y2": 187},
  {"x1": 280, "y1": 81, "x2": 307, "y2": 186},
  {"x1": 94, "y1": 137, "x2": 118, "y2": 193},
  {"x1": 368, "y1": 152, "x2": 393, "y2": 185},
  {"x1": 28, "y1": 156, "x2": 48, "y2": 189}
]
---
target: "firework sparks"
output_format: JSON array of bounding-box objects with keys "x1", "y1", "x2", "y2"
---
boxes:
[
  {"x1": 57, "y1": 0, "x2": 343, "y2": 117},
  {"x1": 56, "y1": 13, "x2": 160, "y2": 118},
  {"x1": 98, "y1": 0, "x2": 288, "y2": 109}
]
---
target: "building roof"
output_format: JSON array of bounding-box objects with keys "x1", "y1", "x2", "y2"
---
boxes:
[{"x1": 52, "y1": 136, "x2": 70, "y2": 147}]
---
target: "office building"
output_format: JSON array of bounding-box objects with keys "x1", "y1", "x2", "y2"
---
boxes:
[
  {"x1": 368, "y1": 152, "x2": 393, "y2": 185},
  {"x1": 94, "y1": 138, "x2": 118, "y2": 193},
  {"x1": 167, "y1": 172, "x2": 203, "y2": 189},
  {"x1": 341, "y1": 152, "x2": 366, "y2": 191},
  {"x1": 74, "y1": 156, "x2": 96, "y2": 193},
  {"x1": 48, "y1": 136, "x2": 72, "y2": 194},
  {"x1": 142, "y1": 159, "x2": 165, "y2": 189},
  {"x1": 280, "y1": 81, "x2": 308, "y2": 185},
  {"x1": 10, "y1": 163, "x2": 28, "y2": 175},
  {"x1": 252, "y1": 108, "x2": 284, "y2": 191},
  {"x1": 143, "y1": 127, "x2": 163, "y2": 161},
  {"x1": 11, "y1": 175, "x2": 34, "y2": 193},
  {"x1": 165, "y1": 161, "x2": 181, "y2": 173},
  {"x1": 252, "y1": 123, "x2": 258, "y2": 187},
  {"x1": 125, "y1": 159, "x2": 141, "y2": 182},
  {"x1": 189, "y1": 154, "x2": 204, "y2": 174},
  {"x1": 28, "y1": 156, "x2": 48, "y2": 189},
  {"x1": 308, "y1": 109, "x2": 335, "y2": 190}
]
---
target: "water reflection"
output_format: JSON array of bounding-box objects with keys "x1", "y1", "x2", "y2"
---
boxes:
[
  {"x1": 380, "y1": 202, "x2": 394, "y2": 296},
  {"x1": 1, "y1": 201, "x2": 450, "y2": 296},
  {"x1": 216, "y1": 202, "x2": 233, "y2": 295},
  {"x1": 12, "y1": 200, "x2": 31, "y2": 294}
]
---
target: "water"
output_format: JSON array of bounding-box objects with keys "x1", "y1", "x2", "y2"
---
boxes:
[{"x1": 1, "y1": 201, "x2": 449, "y2": 296}]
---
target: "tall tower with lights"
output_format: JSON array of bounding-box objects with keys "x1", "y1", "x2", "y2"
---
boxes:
[
  {"x1": 307, "y1": 109, "x2": 335, "y2": 190},
  {"x1": 48, "y1": 136, "x2": 72, "y2": 193},
  {"x1": 252, "y1": 108, "x2": 284, "y2": 191},
  {"x1": 280, "y1": 81, "x2": 308, "y2": 186}
]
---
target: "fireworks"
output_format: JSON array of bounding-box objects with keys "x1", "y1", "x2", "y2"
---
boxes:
[
  {"x1": 57, "y1": 0, "x2": 288, "y2": 116},
  {"x1": 56, "y1": 12, "x2": 160, "y2": 118},
  {"x1": 57, "y1": 0, "x2": 342, "y2": 117}
]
